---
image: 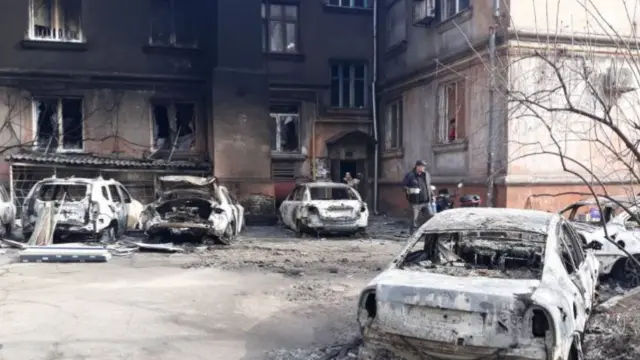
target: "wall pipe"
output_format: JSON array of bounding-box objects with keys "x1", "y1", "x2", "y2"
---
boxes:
[
  {"x1": 486, "y1": 0, "x2": 500, "y2": 207},
  {"x1": 372, "y1": 0, "x2": 379, "y2": 214}
]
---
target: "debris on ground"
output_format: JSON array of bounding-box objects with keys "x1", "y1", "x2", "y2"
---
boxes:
[
  {"x1": 19, "y1": 244, "x2": 112, "y2": 263},
  {"x1": 265, "y1": 337, "x2": 361, "y2": 360},
  {"x1": 584, "y1": 287, "x2": 640, "y2": 360}
]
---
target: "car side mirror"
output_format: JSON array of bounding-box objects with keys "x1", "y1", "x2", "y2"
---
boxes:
[{"x1": 584, "y1": 240, "x2": 603, "y2": 251}]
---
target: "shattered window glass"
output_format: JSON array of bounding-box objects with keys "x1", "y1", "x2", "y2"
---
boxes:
[
  {"x1": 309, "y1": 187, "x2": 358, "y2": 200},
  {"x1": 399, "y1": 231, "x2": 546, "y2": 279},
  {"x1": 38, "y1": 184, "x2": 87, "y2": 202}
]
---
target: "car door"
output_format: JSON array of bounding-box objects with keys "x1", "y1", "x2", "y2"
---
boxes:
[
  {"x1": 107, "y1": 184, "x2": 127, "y2": 234},
  {"x1": 557, "y1": 223, "x2": 592, "y2": 329},
  {"x1": 564, "y1": 222, "x2": 598, "y2": 305},
  {"x1": 117, "y1": 185, "x2": 139, "y2": 230},
  {"x1": 279, "y1": 187, "x2": 298, "y2": 228},
  {"x1": 288, "y1": 186, "x2": 306, "y2": 225}
]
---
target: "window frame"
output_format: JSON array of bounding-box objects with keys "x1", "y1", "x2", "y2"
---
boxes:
[
  {"x1": 441, "y1": 0, "x2": 470, "y2": 21},
  {"x1": 270, "y1": 106, "x2": 301, "y2": 153},
  {"x1": 32, "y1": 97, "x2": 85, "y2": 153},
  {"x1": 118, "y1": 185, "x2": 132, "y2": 204},
  {"x1": 330, "y1": 61, "x2": 368, "y2": 109},
  {"x1": 326, "y1": 0, "x2": 371, "y2": 9},
  {"x1": 149, "y1": 0, "x2": 198, "y2": 47},
  {"x1": 386, "y1": 0, "x2": 407, "y2": 49},
  {"x1": 28, "y1": 0, "x2": 84, "y2": 43},
  {"x1": 384, "y1": 98, "x2": 403, "y2": 150},
  {"x1": 261, "y1": 2, "x2": 300, "y2": 54},
  {"x1": 149, "y1": 101, "x2": 198, "y2": 151},
  {"x1": 436, "y1": 79, "x2": 466, "y2": 144}
]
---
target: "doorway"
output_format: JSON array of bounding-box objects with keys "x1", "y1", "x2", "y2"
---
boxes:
[{"x1": 339, "y1": 160, "x2": 357, "y2": 182}]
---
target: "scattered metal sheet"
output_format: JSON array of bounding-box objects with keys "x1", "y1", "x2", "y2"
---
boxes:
[{"x1": 126, "y1": 241, "x2": 185, "y2": 253}]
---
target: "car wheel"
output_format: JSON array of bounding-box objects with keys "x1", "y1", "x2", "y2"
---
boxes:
[
  {"x1": 621, "y1": 254, "x2": 640, "y2": 288},
  {"x1": 101, "y1": 226, "x2": 117, "y2": 243},
  {"x1": 223, "y1": 222, "x2": 236, "y2": 244}
]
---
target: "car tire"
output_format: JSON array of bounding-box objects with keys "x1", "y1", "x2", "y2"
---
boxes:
[
  {"x1": 101, "y1": 226, "x2": 117, "y2": 243},
  {"x1": 223, "y1": 222, "x2": 236, "y2": 244}
]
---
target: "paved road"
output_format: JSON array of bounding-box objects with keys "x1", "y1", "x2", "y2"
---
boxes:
[{"x1": 0, "y1": 220, "x2": 406, "y2": 360}]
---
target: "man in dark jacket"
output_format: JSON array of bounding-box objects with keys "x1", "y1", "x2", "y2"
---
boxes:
[{"x1": 403, "y1": 160, "x2": 434, "y2": 234}]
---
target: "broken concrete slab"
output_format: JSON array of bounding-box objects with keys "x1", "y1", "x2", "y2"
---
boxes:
[{"x1": 125, "y1": 241, "x2": 185, "y2": 253}]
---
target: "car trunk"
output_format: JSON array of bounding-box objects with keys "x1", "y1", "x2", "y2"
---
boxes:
[
  {"x1": 155, "y1": 197, "x2": 213, "y2": 223},
  {"x1": 33, "y1": 183, "x2": 90, "y2": 226},
  {"x1": 314, "y1": 200, "x2": 361, "y2": 219},
  {"x1": 373, "y1": 269, "x2": 540, "y2": 352}
]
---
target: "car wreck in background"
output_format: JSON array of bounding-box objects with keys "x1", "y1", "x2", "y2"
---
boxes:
[
  {"x1": 560, "y1": 195, "x2": 640, "y2": 286},
  {"x1": 0, "y1": 184, "x2": 16, "y2": 237},
  {"x1": 22, "y1": 177, "x2": 143, "y2": 242},
  {"x1": 279, "y1": 181, "x2": 368, "y2": 236},
  {"x1": 357, "y1": 208, "x2": 599, "y2": 360},
  {"x1": 138, "y1": 176, "x2": 243, "y2": 244}
]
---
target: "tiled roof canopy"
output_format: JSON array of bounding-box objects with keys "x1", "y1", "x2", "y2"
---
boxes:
[{"x1": 6, "y1": 152, "x2": 211, "y2": 171}]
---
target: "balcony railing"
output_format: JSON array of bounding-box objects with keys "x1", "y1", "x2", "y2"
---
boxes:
[{"x1": 32, "y1": 25, "x2": 82, "y2": 42}]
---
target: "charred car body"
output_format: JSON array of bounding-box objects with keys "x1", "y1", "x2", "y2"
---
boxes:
[
  {"x1": 0, "y1": 184, "x2": 16, "y2": 237},
  {"x1": 279, "y1": 181, "x2": 368, "y2": 235},
  {"x1": 138, "y1": 176, "x2": 244, "y2": 244},
  {"x1": 560, "y1": 196, "x2": 640, "y2": 285},
  {"x1": 357, "y1": 208, "x2": 599, "y2": 360},
  {"x1": 22, "y1": 177, "x2": 143, "y2": 241}
]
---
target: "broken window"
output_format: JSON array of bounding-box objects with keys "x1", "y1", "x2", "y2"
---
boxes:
[
  {"x1": 31, "y1": 0, "x2": 82, "y2": 42},
  {"x1": 38, "y1": 184, "x2": 87, "y2": 202},
  {"x1": 261, "y1": 3, "x2": 299, "y2": 53},
  {"x1": 309, "y1": 187, "x2": 358, "y2": 200},
  {"x1": 150, "y1": 0, "x2": 197, "y2": 47},
  {"x1": 399, "y1": 230, "x2": 546, "y2": 279},
  {"x1": 327, "y1": 0, "x2": 371, "y2": 8},
  {"x1": 386, "y1": 0, "x2": 406, "y2": 48},
  {"x1": 384, "y1": 99, "x2": 402, "y2": 149},
  {"x1": 108, "y1": 185, "x2": 121, "y2": 203},
  {"x1": 151, "y1": 102, "x2": 196, "y2": 151},
  {"x1": 270, "y1": 105, "x2": 300, "y2": 152},
  {"x1": 34, "y1": 98, "x2": 83, "y2": 151},
  {"x1": 331, "y1": 62, "x2": 367, "y2": 108},
  {"x1": 437, "y1": 80, "x2": 466, "y2": 144},
  {"x1": 442, "y1": 0, "x2": 470, "y2": 20}
]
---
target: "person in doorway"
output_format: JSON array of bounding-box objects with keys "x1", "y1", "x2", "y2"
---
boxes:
[{"x1": 403, "y1": 160, "x2": 434, "y2": 234}]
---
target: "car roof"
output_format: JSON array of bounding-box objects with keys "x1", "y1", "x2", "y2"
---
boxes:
[
  {"x1": 422, "y1": 207, "x2": 555, "y2": 235},
  {"x1": 568, "y1": 195, "x2": 640, "y2": 208}
]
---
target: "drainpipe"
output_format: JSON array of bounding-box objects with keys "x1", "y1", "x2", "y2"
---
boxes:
[
  {"x1": 372, "y1": 0, "x2": 379, "y2": 214},
  {"x1": 311, "y1": 93, "x2": 319, "y2": 181},
  {"x1": 486, "y1": 0, "x2": 500, "y2": 207}
]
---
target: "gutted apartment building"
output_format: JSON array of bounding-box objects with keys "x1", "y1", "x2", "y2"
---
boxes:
[
  {"x1": 0, "y1": 0, "x2": 374, "y2": 218},
  {"x1": 376, "y1": 0, "x2": 638, "y2": 214}
]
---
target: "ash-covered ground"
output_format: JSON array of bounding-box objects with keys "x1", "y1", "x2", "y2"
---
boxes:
[{"x1": 1, "y1": 215, "x2": 638, "y2": 360}]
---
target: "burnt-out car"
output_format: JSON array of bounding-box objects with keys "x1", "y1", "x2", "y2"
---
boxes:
[
  {"x1": 559, "y1": 196, "x2": 640, "y2": 286},
  {"x1": 138, "y1": 176, "x2": 244, "y2": 244},
  {"x1": 357, "y1": 208, "x2": 599, "y2": 360},
  {"x1": 22, "y1": 177, "x2": 143, "y2": 241}
]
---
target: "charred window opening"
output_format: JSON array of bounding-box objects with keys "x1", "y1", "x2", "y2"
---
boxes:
[
  {"x1": 35, "y1": 98, "x2": 83, "y2": 151},
  {"x1": 531, "y1": 309, "x2": 550, "y2": 337},
  {"x1": 364, "y1": 291, "x2": 377, "y2": 318},
  {"x1": 400, "y1": 230, "x2": 546, "y2": 279},
  {"x1": 152, "y1": 102, "x2": 196, "y2": 151},
  {"x1": 150, "y1": 0, "x2": 197, "y2": 47},
  {"x1": 270, "y1": 105, "x2": 300, "y2": 152},
  {"x1": 309, "y1": 187, "x2": 358, "y2": 200},
  {"x1": 108, "y1": 185, "x2": 121, "y2": 203},
  {"x1": 31, "y1": 0, "x2": 82, "y2": 42},
  {"x1": 38, "y1": 184, "x2": 87, "y2": 202}
]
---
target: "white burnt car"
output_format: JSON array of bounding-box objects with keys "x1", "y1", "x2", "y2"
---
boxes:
[
  {"x1": 138, "y1": 176, "x2": 244, "y2": 244},
  {"x1": 560, "y1": 196, "x2": 640, "y2": 286},
  {"x1": 22, "y1": 177, "x2": 143, "y2": 241},
  {"x1": 0, "y1": 184, "x2": 16, "y2": 237},
  {"x1": 357, "y1": 208, "x2": 599, "y2": 360},
  {"x1": 279, "y1": 181, "x2": 368, "y2": 235}
]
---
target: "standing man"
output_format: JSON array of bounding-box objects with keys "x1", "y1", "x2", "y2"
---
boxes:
[{"x1": 403, "y1": 160, "x2": 434, "y2": 234}]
